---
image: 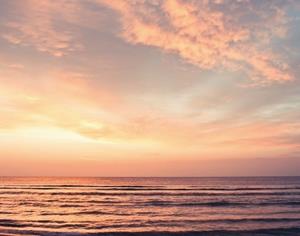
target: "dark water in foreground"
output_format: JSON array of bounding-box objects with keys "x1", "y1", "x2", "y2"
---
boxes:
[{"x1": 0, "y1": 177, "x2": 300, "y2": 235}]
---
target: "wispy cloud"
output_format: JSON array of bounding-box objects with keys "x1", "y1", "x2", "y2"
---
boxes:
[
  {"x1": 2, "y1": 0, "x2": 84, "y2": 57},
  {"x1": 99, "y1": 0, "x2": 294, "y2": 83}
]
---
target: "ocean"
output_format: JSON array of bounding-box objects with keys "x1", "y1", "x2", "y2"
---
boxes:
[{"x1": 0, "y1": 177, "x2": 300, "y2": 235}]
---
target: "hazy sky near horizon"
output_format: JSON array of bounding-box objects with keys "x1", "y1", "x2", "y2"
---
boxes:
[{"x1": 0, "y1": 0, "x2": 300, "y2": 176}]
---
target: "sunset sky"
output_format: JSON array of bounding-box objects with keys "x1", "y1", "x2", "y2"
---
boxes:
[{"x1": 0, "y1": 0, "x2": 300, "y2": 176}]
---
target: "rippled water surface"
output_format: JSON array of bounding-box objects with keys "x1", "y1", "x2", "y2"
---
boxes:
[{"x1": 1, "y1": 177, "x2": 300, "y2": 235}]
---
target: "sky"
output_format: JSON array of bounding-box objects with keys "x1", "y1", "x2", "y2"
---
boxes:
[{"x1": 0, "y1": 0, "x2": 300, "y2": 176}]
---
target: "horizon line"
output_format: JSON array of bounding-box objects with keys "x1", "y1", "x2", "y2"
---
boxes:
[{"x1": 1, "y1": 175, "x2": 300, "y2": 178}]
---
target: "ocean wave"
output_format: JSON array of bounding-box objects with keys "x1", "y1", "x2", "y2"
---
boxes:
[
  {"x1": 143, "y1": 200, "x2": 300, "y2": 207},
  {"x1": 143, "y1": 200, "x2": 241, "y2": 207},
  {"x1": 1, "y1": 185, "x2": 300, "y2": 191},
  {"x1": 3, "y1": 198, "x2": 300, "y2": 208},
  {"x1": 2, "y1": 190, "x2": 300, "y2": 198}
]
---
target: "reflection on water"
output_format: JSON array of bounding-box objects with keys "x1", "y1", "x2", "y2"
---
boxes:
[{"x1": 0, "y1": 177, "x2": 300, "y2": 235}]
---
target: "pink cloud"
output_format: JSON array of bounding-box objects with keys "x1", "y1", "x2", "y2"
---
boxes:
[{"x1": 99, "y1": 0, "x2": 294, "y2": 83}]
